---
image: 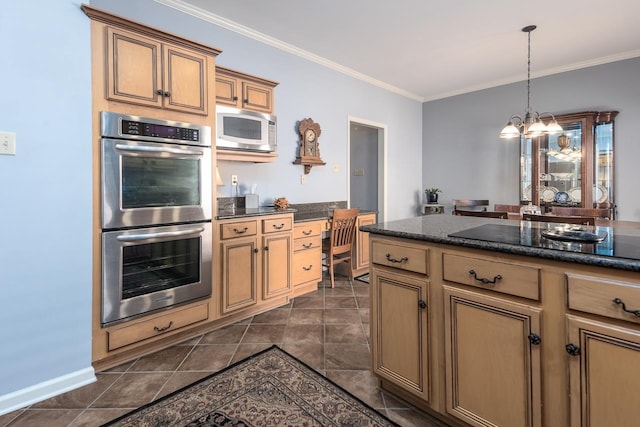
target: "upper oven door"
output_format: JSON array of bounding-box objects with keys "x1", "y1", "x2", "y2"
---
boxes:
[{"x1": 101, "y1": 138, "x2": 212, "y2": 230}]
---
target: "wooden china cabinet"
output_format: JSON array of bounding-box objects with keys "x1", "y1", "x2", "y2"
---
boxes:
[{"x1": 520, "y1": 110, "x2": 618, "y2": 218}]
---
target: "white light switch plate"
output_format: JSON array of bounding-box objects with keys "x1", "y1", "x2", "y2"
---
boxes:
[{"x1": 0, "y1": 131, "x2": 16, "y2": 155}]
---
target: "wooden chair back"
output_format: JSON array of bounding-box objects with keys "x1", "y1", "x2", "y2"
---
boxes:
[
  {"x1": 551, "y1": 206, "x2": 611, "y2": 220},
  {"x1": 522, "y1": 213, "x2": 596, "y2": 226},
  {"x1": 454, "y1": 210, "x2": 508, "y2": 219},
  {"x1": 323, "y1": 208, "x2": 360, "y2": 287},
  {"x1": 494, "y1": 204, "x2": 522, "y2": 213}
]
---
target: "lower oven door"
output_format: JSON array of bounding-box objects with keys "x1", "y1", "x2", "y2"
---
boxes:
[{"x1": 102, "y1": 222, "x2": 212, "y2": 325}]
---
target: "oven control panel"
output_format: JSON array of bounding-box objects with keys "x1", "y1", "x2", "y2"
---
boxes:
[{"x1": 121, "y1": 119, "x2": 199, "y2": 142}]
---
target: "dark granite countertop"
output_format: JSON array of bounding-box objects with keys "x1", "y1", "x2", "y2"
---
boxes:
[
  {"x1": 361, "y1": 215, "x2": 640, "y2": 272},
  {"x1": 294, "y1": 209, "x2": 377, "y2": 223}
]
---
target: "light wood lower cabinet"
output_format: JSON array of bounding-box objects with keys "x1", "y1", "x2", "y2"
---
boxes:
[
  {"x1": 292, "y1": 220, "x2": 323, "y2": 297},
  {"x1": 443, "y1": 286, "x2": 542, "y2": 427},
  {"x1": 371, "y1": 266, "x2": 430, "y2": 402},
  {"x1": 370, "y1": 234, "x2": 640, "y2": 427},
  {"x1": 353, "y1": 213, "x2": 376, "y2": 276},
  {"x1": 217, "y1": 214, "x2": 292, "y2": 315}
]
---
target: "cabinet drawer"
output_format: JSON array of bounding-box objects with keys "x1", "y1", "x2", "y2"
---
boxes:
[
  {"x1": 294, "y1": 221, "x2": 323, "y2": 239},
  {"x1": 294, "y1": 236, "x2": 321, "y2": 252},
  {"x1": 220, "y1": 220, "x2": 257, "y2": 240},
  {"x1": 567, "y1": 274, "x2": 640, "y2": 324},
  {"x1": 263, "y1": 217, "x2": 292, "y2": 233},
  {"x1": 372, "y1": 241, "x2": 429, "y2": 275},
  {"x1": 293, "y1": 249, "x2": 322, "y2": 285},
  {"x1": 442, "y1": 253, "x2": 540, "y2": 301},
  {"x1": 108, "y1": 302, "x2": 209, "y2": 351}
]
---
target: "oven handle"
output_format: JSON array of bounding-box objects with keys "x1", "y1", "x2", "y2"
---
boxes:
[
  {"x1": 117, "y1": 227, "x2": 205, "y2": 242},
  {"x1": 115, "y1": 144, "x2": 204, "y2": 156}
]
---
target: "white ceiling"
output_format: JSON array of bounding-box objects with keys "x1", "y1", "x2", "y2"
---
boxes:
[{"x1": 160, "y1": 0, "x2": 640, "y2": 102}]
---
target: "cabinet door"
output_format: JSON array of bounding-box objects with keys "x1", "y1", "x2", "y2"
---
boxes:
[
  {"x1": 262, "y1": 233, "x2": 292, "y2": 299},
  {"x1": 106, "y1": 27, "x2": 163, "y2": 109},
  {"x1": 371, "y1": 267, "x2": 430, "y2": 402},
  {"x1": 355, "y1": 213, "x2": 375, "y2": 271},
  {"x1": 242, "y1": 81, "x2": 273, "y2": 113},
  {"x1": 566, "y1": 315, "x2": 640, "y2": 427},
  {"x1": 215, "y1": 74, "x2": 240, "y2": 107},
  {"x1": 220, "y1": 237, "x2": 258, "y2": 313},
  {"x1": 444, "y1": 286, "x2": 542, "y2": 427},
  {"x1": 163, "y1": 44, "x2": 208, "y2": 115}
]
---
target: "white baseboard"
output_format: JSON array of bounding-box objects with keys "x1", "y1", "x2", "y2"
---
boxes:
[{"x1": 0, "y1": 367, "x2": 96, "y2": 416}]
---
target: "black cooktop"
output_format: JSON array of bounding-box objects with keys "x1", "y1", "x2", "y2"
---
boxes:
[{"x1": 448, "y1": 223, "x2": 640, "y2": 261}]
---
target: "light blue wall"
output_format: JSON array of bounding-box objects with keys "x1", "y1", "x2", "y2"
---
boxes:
[
  {"x1": 0, "y1": 1, "x2": 93, "y2": 395},
  {"x1": 92, "y1": 0, "x2": 424, "y2": 221},
  {"x1": 423, "y1": 58, "x2": 640, "y2": 220}
]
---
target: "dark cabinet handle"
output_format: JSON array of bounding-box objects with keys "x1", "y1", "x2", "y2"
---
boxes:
[
  {"x1": 233, "y1": 96, "x2": 238, "y2": 101},
  {"x1": 163, "y1": 91, "x2": 171, "y2": 97},
  {"x1": 612, "y1": 298, "x2": 640, "y2": 317},
  {"x1": 469, "y1": 269, "x2": 502, "y2": 285},
  {"x1": 233, "y1": 227, "x2": 248, "y2": 234},
  {"x1": 528, "y1": 333, "x2": 541, "y2": 345},
  {"x1": 156, "y1": 89, "x2": 163, "y2": 96},
  {"x1": 273, "y1": 223, "x2": 285, "y2": 230},
  {"x1": 253, "y1": 248, "x2": 259, "y2": 253},
  {"x1": 243, "y1": 98, "x2": 249, "y2": 103},
  {"x1": 419, "y1": 300, "x2": 427, "y2": 309},
  {"x1": 264, "y1": 246, "x2": 269, "y2": 251},
  {"x1": 302, "y1": 243, "x2": 313, "y2": 249},
  {"x1": 385, "y1": 253, "x2": 408, "y2": 264},
  {"x1": 153, "y1": 321, "x2": 173, "y2": 333},
  {"x1": 303, "y1": 230, "x2": 313, "y2": 235},
  {"x1": 566, "y1": 343, "x2": 581, "y2": 356},
  {"x1": 303, "y1": 265, "x2": 313, "y2": 271}
]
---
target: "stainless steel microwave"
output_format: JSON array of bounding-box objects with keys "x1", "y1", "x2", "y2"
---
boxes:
[{"x1": 216, "y1": 105, "x2": 277, "y2": 152}]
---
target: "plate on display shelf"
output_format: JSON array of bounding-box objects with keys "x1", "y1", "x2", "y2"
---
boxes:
[
  {"x1": 554, "y1": 191, "x2": 570, "y2": 204},
  {"x1": 568, "y1": 187, "x2": 581, "y2": 203},
  {"x1": 522, "y1": 185, "x2": 532, "y2": 201},
  {"x1": 541, "y1": 186, "x2": 559, "y2": 202},
  {"x1": 593, "y1": 184, "x2": 608, "y2": 204}
]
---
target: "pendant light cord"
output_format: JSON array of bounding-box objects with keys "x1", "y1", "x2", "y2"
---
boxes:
[{"x1": 526, "y1": 29, "x2": 531, "y2": 114}]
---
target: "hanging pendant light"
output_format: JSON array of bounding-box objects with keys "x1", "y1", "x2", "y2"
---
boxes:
[{"x1": 499, "y1": 25, "x2": 562, "y2": 139}]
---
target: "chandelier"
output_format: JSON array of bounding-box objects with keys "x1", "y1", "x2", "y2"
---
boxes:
[{"x1": 499, "y1": 25, "x2": 563, "y2": 139}]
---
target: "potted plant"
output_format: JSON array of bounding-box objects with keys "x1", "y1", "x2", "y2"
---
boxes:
[{"x1": 425, "y1": 188, "x2": 441, "y2": 204}]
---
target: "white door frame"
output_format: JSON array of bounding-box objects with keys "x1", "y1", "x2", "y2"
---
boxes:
[{"x1": 347, "y1": 116, "x2": 387, "y2": 223}]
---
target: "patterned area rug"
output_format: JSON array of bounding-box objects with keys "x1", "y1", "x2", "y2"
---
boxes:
[{"x1": 103, "y1": 345, "x2": 398, "y2": 426}]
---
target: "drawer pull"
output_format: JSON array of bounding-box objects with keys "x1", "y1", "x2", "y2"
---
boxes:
[
  {"x1": 469, "y1": 269, "x2": 502, "y2": 285},
  {"x1": 419, "y1": 300, "x2": 427, "y2": 309},
  {"x1": 273, "y1": 223, "x2": 285, "y2": 230},
  {"x1": 386, "y1": 253, "x2": 408, "y2": 264},
  {"x1": 153, "y1": 321, "x2": 173, "y2": 333},
  {"x1": 303, "y1": 265, "x2": 313, "y2": 271},
  {"x1": 302, "y1": 243, "x2": 313, "y2": 249},
  {"x1": 233, "y1": 227, "x2": 248, "y2": 234},
  {"x1": 566, "y1": 343, "x2": 581, "y2": 356},
  {"x1": 303, "y1": 230, "x2": 313, "y2": 235},
  {"x1": 528, "y1": 333, "x2": 542, "y2": 345},
  {"x1": 612, "y1": 298, "x2": 640, "y2": 317}
]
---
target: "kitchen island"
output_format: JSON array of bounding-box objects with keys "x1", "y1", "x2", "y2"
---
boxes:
[{"x1": 362, "y1": 215, "x2": 640, "y2": 427}]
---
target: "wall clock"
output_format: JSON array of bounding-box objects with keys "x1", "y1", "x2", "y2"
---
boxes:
[{"x1": 294, "y1": 118, "x2": 326, "y2": 174}]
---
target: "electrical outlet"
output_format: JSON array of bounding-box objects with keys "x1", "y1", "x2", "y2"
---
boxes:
[
  {"x1": 0, "y1": 131, "x2": 16, "y2": 155},
  {"x1": 333, "y1": 164, "x2": 340, "y2": 173},
  {"x1": 231, "y1": 175, "x2": 238, "y2": 186},
  {"x1": 300, "y1": 175, "x2": 306, "y2": 185}
]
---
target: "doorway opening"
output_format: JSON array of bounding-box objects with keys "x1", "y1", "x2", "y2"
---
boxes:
[{"x1": 347, "y1": 117, "x2": 387, "y2": 222}]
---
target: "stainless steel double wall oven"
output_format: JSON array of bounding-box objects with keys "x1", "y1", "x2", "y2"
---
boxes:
[{"x1": 100, "y1": 111, "x2": 212, "y2": 325}]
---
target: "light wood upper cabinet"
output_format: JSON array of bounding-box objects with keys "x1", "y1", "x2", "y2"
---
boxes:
[
  {"x1": 215, "y1": 66, "x2": 278, "y2": 114},
  {"x1": 566, "y1": 315, "x2": 640, "y2": 427},
  {"x1": 106, "y1": 27, "x2": 208, "y2": 115},
  {"x1": 444, "y1": 286, "x2": 542, "y2": 427}
]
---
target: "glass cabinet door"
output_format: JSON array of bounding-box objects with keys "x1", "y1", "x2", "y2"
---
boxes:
[{"x1": 520, "y1": 111, "x2": 618, "y2": 217}]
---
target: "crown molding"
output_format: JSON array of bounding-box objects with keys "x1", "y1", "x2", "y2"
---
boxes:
[{"x1": 154, "y1": 0, "x2": 424, "y2": 102}]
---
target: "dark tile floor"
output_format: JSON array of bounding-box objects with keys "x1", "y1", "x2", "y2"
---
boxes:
[{"x1": 0, "y1": 273, "x2": 449, "y2": 427}]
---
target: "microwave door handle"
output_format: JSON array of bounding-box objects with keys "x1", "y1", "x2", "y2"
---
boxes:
[
  {"x1": 114, "y1": 144, "x2": 204, "y2": 156},
  {"x1": 117, "y1": 227, "x2": 205, "y2": 242}
]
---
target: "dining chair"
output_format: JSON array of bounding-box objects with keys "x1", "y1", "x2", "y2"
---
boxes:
[
  {"x1": 452, "y1": 199, "x2": 489, "y2": 212},
  {"x1": 551, "y1": 206, "x2": 612, "y2": 220},
  {"x1": 453, "y1": 210, "x2": 509, "y2": 219},
  {"x1": 494, "y1": 204, "x2": 522, "y2": 213},
  {"x1": 322, "y1": 207, "x2": 360, "y2": 288},
  {"x1": 522, "y1": 213, "x2": 596, "y2": 226}
]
